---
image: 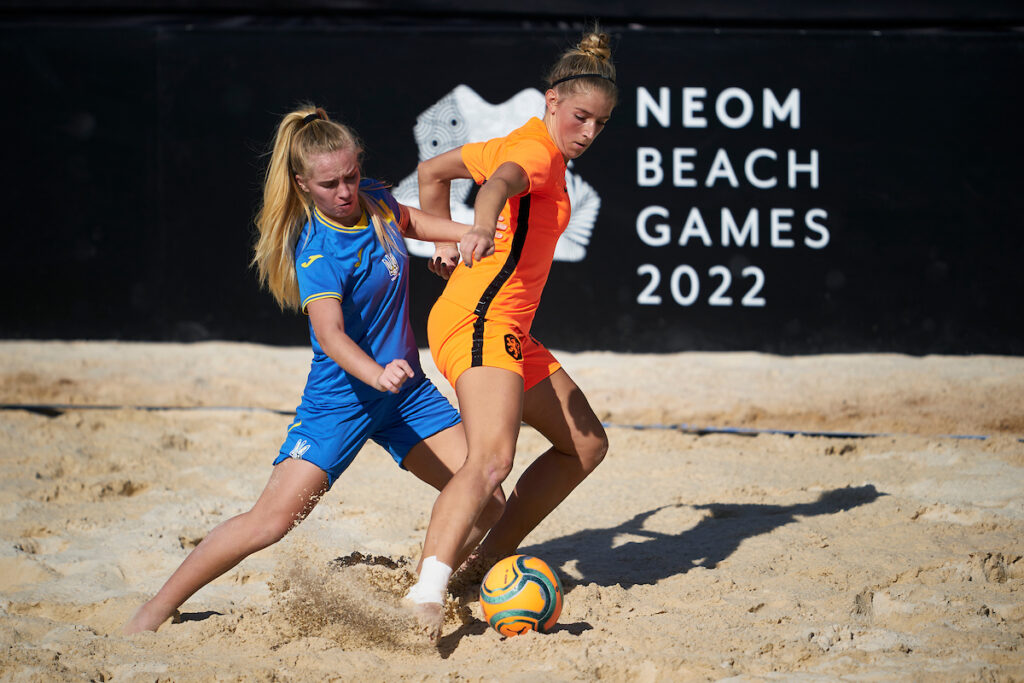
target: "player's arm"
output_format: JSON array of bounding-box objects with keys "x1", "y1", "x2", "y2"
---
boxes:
[
  {"x1": 418, "y1": 148, "x2": 473, "y2": 279},
  {"x1": 402, "y1": 206, "x2": 470, "y2": 243},
  {"x1": 402, "y1": 205, "x2": 505, "y2": 247},
  {"x1": 460, "y1": 161, "x2": 529, "y2": 267},
  {"x1": 418, "y1": 147, "x2": 472, "y2": 217},
  {"x1": 306, "y1": 298, "x2": 412, "y2": 393}
]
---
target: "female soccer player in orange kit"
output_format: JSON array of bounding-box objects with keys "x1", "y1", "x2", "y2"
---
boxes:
[{"x1": 404, "y1": 28, "x2": 617, "y2": 640}]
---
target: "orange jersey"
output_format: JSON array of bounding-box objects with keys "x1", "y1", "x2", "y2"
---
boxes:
[{"x1": 438, "y1": 117, "x2": 570, "y2": 335}]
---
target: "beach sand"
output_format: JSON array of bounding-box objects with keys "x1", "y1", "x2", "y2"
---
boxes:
[{"x1": 1, "y1": 341, "x2": 1022, "y2": 681}]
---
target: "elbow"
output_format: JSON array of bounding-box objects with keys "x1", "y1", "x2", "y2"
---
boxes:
[
  {"x1": 480, "y1": 176, "x2": 503, "y2": 192},
  {"x1": 417, "y1": 160, "x2": 439, "y2": 187},
  {"x1": 479, "y1": 177, "x2": 511, "y2": 203},
  {"x1": 418, "y1": 157, "x2": 456, "y2": 190}
]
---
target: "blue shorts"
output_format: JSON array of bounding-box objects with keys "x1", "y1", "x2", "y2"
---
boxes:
[{"x1": 273, "y1": 376, "x2": 461, "y2": 487}]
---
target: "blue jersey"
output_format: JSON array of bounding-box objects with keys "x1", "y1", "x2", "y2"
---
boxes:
[{"x1": 294, "y1": 179, "x2": 420, "y2": 405}]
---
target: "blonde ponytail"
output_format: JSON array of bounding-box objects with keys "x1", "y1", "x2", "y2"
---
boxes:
[{"x1": 252, "y1": 106, "x2": 398, "y2": 311}]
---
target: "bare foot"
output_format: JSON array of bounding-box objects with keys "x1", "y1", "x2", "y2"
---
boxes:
[
  {"x1": 405, "y1": 599, "x2": 444, "y2": 644},
  {"x1": 122, "y1": 601, "x2": 175, "y2": 635}
]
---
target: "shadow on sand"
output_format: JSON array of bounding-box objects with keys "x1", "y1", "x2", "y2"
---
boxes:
[
  {"x1": 173, "y1": 610, "x2": 223, "y2": 624},
  {"x1": 519, "y1": 484, "x2": 884, "y2": 590},
  {"x1": 439, "y1": 485, "x2": 881, "y2": 654}
]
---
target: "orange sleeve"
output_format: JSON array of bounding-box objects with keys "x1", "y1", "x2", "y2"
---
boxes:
[
  {"x1": 461, "y1": 140, "x2": 491, "y2": 185},
  {"x1": 461, "y1": 136, "x2": 556, "y2": 195}
]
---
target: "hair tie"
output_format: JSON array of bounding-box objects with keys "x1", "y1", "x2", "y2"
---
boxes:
[
  {"x1": 302, "y1": 112, "x2": 322, "y2": 125},
  {"x1": 550, "y1": 73, "x2": 616, "y2": 88}
]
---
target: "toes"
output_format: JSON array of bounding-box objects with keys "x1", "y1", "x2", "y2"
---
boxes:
[{"x1": 408, "y1": 601, "x2": 444, "y2": 643}]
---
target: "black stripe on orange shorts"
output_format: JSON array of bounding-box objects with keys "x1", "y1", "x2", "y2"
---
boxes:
[{"x1": 428, "y1": 297, "x2": 560, "y2": 391}]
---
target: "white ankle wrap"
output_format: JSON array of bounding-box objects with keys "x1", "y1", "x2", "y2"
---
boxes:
[{"x1": 405, "y1": 556, "x2": 452, "y2": 605}]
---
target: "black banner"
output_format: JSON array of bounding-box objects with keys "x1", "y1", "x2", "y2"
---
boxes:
[
  {"x1": 1, "y1": 22, "x2": 1022, "y2": 354},
  {"x1": 3, "y1": 3, "x2": 1023, "y2": 23}
]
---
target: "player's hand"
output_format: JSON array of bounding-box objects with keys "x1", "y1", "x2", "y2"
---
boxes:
[
  {"x1": 428, "y1": 243, "x2": 460, "y2": 280},
  {"x1": 459, "y1": 226, "x2": 496, "y2": 268},
  {"x1": 376, "y1": 359, "x2": 414, "y2": 393}
]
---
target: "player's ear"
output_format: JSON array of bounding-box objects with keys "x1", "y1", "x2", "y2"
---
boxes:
[
  {"x1": 544, "y1": 88, "x2": 560, "y2": 113},
  {"x1": 294, "y1": 174, "x2": 309, "y2": 193}
]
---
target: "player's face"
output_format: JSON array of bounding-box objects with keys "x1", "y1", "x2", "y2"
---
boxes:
[
  {"x1": 297, "y1": 148, "x2": 362, "y2": 225},
  {"x1": 545, "y1": 88, "x2": 614, "y2": 161}
]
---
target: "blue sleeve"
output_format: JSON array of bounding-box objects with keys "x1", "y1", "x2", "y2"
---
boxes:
[{"x1": 296, "y1": 242, "x2": 346, "y2": 315}]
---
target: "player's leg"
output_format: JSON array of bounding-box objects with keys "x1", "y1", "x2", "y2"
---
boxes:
[
  {"x1": 416, "y1": 366, "x2": 523, "y2": 569},
  {"x1": 475, "y1": 366, "x2": 608, "y2": 560},
  {"x1": 403, "y1": 367, "x2": 523, "y2": 641},
  {"x1": 373, "y1": 376, "x2": 511, "y2": 641},
  {"x1": 402, "y1": 421, "x2": 510, "y2": 643},
  {"x1": 123, "y1": 458, "x2": 329, "y2": 633},
  {"x1": 376, "y1": 376, "x2": 508, "y2": 574},
  {"x1": 402, "y1": 422, "x2": 506, "y2": 571}
]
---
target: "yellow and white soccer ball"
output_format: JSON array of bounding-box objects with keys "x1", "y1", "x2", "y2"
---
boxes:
[{"x1": 479, "y1": 554, "x2": 563, "y2": 636}]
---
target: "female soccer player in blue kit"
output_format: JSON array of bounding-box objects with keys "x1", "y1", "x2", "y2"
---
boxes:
[{"x1": 123, "y1": 106, "x2": 504, "y2": 634}]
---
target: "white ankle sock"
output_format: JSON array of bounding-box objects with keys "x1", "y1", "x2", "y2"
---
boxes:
[{"x1": 405, "y1": 556, "x2": 452, "y2": 605}]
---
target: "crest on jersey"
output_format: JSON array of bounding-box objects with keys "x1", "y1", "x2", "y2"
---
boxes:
[
  {"x1": 504, "y1": 334, "x2": 523, "y2": 361},
  {"x1": 381, "y1": 252, "x2": 400, "y2": 281}
]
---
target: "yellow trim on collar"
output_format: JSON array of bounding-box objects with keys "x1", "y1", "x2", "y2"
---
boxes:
[{"x1": 315, "y1": 205, "x2": 368, "y2": 232}]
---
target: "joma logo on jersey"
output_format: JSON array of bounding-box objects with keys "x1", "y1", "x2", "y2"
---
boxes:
[
  {"x1": 289, "y1": 438, "x2": 312, "y2": 459},
  {"x1": 301, "y1": 255, "x2": 323, "y2": 268},
  {"x1": 381, "y1": 252, "x2": 400, "y2": 281}
]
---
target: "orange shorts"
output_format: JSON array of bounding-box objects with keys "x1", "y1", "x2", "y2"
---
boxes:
[{"x1": 427, "y1": 297, "x2": 561, "y2": 391}]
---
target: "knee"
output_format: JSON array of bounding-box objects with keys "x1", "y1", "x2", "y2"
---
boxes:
[
  {"x1": 470, "y1": 449, "x2": 516, "y2": 493},
  {"x1": 484, "y1": 455, "x2": 515, "y2": 492},
  {"x1": 577, "y1": 429, "x2": 609, "y2": 474},
  {"x1": 245, "y1": 509, "x2": 300, "y2": 550}
]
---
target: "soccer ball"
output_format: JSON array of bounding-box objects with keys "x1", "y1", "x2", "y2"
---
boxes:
[{"x1": 479, "y1": 554, "x2": 563, "y2": 636}]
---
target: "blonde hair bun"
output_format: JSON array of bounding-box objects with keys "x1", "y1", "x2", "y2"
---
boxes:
[
  {"x1": 577, "y1": 31, "x2": 612, "y2": 61},
  {"x1": 546, "y1": 25, "x2": 618, "y2": 104}
]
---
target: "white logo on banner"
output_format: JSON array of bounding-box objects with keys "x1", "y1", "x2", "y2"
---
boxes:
[{"x1": 393, "y1": 85, "x2": 601, "y2": 262}]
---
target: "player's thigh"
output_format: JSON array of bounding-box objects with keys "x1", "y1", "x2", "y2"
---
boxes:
[
  {"x1": 251, "y1": 457, "x2": 330, "y2": 523},
  {"x1": 373, "y1": 376, "x2": 461, "y2": 479},
  {"x1": 403, "y1": 423, "x2": 469, "y2": 491},
  {"x1": 522, "y1": 367, "x2": 607, "y2": 457},
  {"x1": 455, "y1": 365, "x2": 525, "y2": 461}
]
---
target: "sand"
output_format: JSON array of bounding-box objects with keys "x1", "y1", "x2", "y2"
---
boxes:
[{"x1": 1, "y1": 340, "x2": 1022, "y2": 681}]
